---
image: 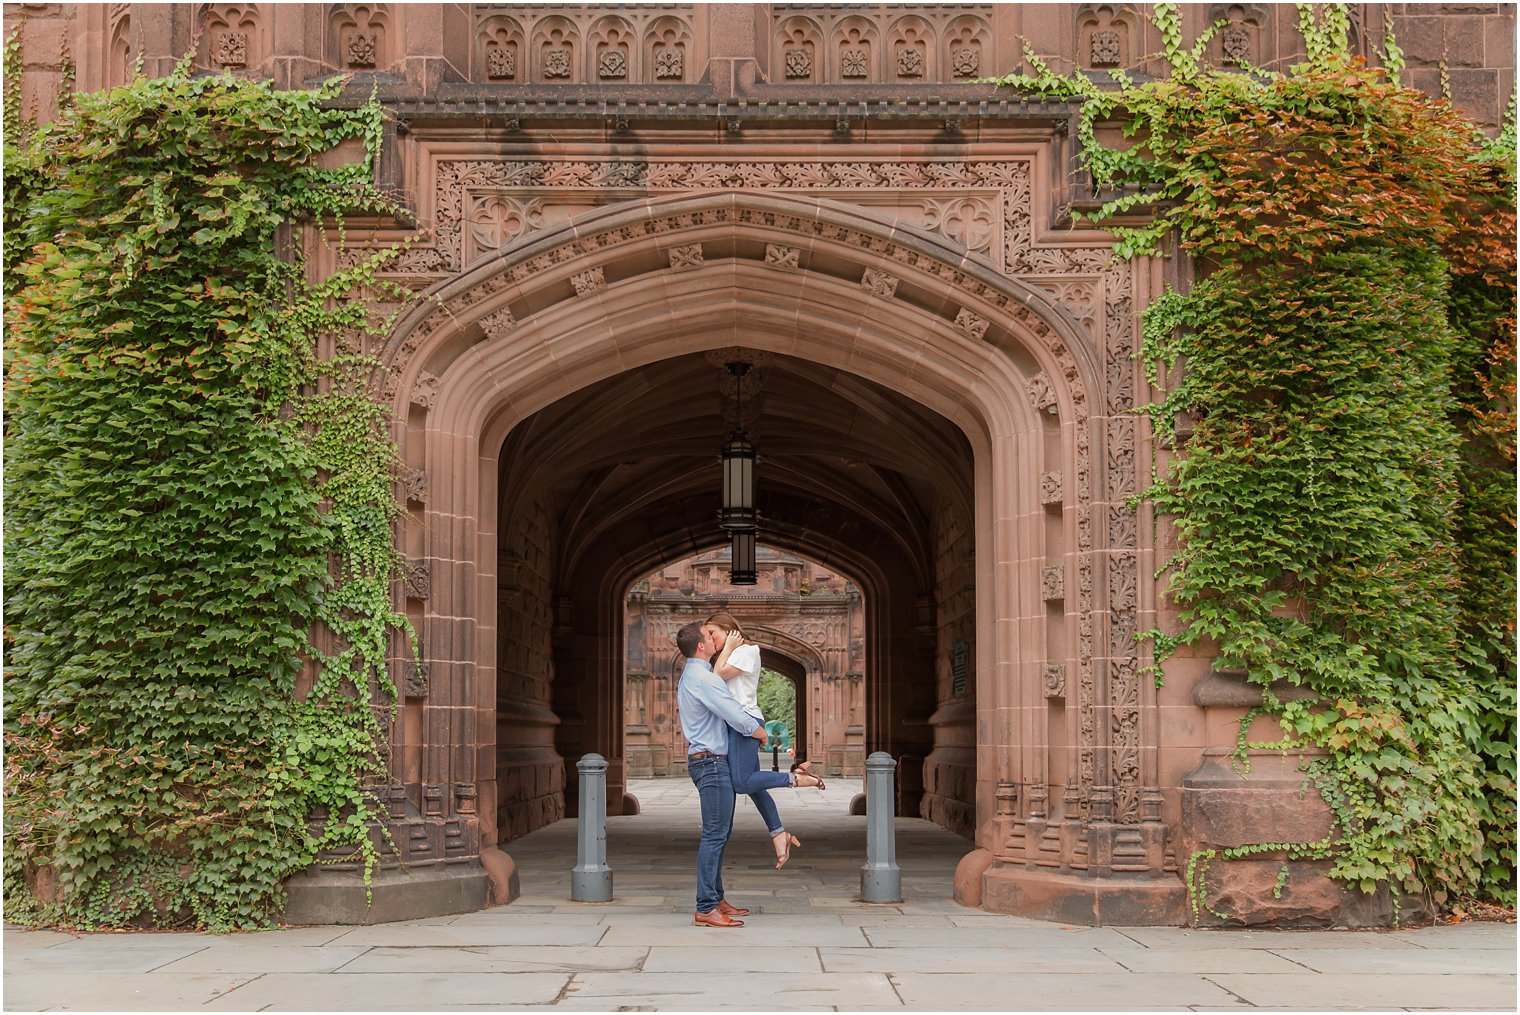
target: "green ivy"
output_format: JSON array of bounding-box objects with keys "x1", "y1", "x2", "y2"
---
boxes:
[
  {"x1": 997, "y1": 3, "x2": 1516, "y2": 912},
  {"x1": 4, "y1": 63, "x2": 412, "y2": 930}
]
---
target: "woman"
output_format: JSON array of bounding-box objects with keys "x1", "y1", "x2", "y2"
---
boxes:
[{"x1": 704, "y1": 612, "x2": 825, "y2": 869}]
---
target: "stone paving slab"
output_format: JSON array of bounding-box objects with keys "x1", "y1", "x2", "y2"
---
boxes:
[
  {"x1": 1094, "y1": 945, "x2": 1307, "y2": 973},
  {"x1": 1273, "y1": 946, "x2": 1517, "y2": 974},
  {"x1": 598, "y1": 923, "x2": 870, "y2": 948},
  {"x1": 152, "y1": 944, "x2": 371, "y2": 974},
  {"x1": 1208, "y1": 972, "x2": 1518, "y2": 1010},
  {"x1": 1399, "y1": 921, "x2": 1519, "y2": 948},
  {"x1": 560, "y1": 971, "x2": 902, "y2": 1009},
  {"x1": 341, "y1": 945, "x2": 651, "y2": 974},
  {"x1": 819, "y1": 945, "x2": 1130, "y2": 973},
  {"x1": 642, "y1": 944, "x2": 825, "y2": 972},
  {"x1": 861, "y1": 925, "x2": 1140, "y2": 949},
  {"x1": 201, "y1": 971, "x2": 571, "y2": 1010},
  {"x1": 324, "y1": 924, "x2": 608, "y2": 948},
  {"x1": 1114, "y1": 926, "x2": 1427, "y2": 950},
  {"x1": 4, "y1": 972, "x2": 255, "y2": 1011},
  {"x1": 888, "y1": 971, "x2": 1241, "y2": 1009},
  {"x1": 9, "y1": 940, "x2": 210, "y2": 973}
]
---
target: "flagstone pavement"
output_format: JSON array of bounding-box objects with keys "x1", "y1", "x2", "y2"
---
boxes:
[{"x1": 5, "y1": 776, "x2": 1515, "y2": 1012}]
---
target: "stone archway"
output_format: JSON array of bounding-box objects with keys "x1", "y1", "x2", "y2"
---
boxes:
[{"x1": 374, "y1": 189, "x2": 1175, "y2": 922}]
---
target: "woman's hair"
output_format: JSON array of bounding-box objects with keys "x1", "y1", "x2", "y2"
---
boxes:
[{"x1": 705, "y1": 611, "x2": 746, "y2": 641}]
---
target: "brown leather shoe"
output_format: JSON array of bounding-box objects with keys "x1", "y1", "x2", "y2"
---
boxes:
[
  {"x1": 694, "y1": 908, "x2": 744, "y2": 928},
  {"x1": 717, "y1": 899, "x2": 750, "y2": 917}
]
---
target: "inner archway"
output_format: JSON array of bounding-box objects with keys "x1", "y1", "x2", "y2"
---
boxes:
[{"x1": 622, "y1": 545, "x2": 867, "y2": 783}]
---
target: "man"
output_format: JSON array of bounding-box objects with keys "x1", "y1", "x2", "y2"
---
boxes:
[{"x1": 675, "y1": 620, "x2": 768, "y2": 927}]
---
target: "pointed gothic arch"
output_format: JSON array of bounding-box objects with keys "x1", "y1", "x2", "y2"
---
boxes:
[{"x1": 376, "y1": 188, "x2": 1172, "y2": 922}]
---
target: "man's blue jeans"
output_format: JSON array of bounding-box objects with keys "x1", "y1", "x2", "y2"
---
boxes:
[
  {"x1": 728, "y1": 725, "x2": 792, "y2": 835},
  {"x1": 688, "y1": 752, "x2": 735, "y2": 914}
]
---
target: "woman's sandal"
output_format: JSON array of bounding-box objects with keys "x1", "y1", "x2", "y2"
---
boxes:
[
  {"x1": 790, "y1": 760, "x2": 826, "y2": 791},
  {"x1": 773, "y1": 830, "x2": 801, "y2": 869}
]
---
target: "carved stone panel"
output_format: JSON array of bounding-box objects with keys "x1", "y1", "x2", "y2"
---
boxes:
[
  {"x1": 765, "y1": 243, "x2": 800, "y2": 269},
  {"x1": 668, "y1": 243, "x2": 703, "y2": 271},
  {"x1": 860, "y1": 268, "x2": 899, "y2": 298},
  {"x1": 1041, "y1": 565, "x2": 1064, "y2": 603},
  {"x1": 570, "y1": 267, "x2": 606, "y2": 295},
  {"x1": 954, "y1": 308, "x2": 989, "y2": 341}
]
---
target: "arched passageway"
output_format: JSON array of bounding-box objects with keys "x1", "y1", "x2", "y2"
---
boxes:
[{"x1": 373, "y1": 190, "x2": 1178, "y2": 923}]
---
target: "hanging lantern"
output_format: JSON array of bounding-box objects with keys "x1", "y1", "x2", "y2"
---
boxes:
[
  {"x1": 729, "y1": 529, "x2": 757, "y2": 585},
  {"x1": 719, "y1": 429, "x2": 757, "y2": 533}
]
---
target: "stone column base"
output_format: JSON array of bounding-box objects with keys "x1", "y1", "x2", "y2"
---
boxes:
[
  {"x1": 980, "y1": 864, "x2": 1187, "y2": 926},
  {"x1": 281, "y1": 861, "x2": 488, "y2": 925}
]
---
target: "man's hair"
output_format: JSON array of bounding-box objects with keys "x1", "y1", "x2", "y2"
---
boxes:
[{"x1": 675, "y1": 622, "x2": 705, "y2": 659}]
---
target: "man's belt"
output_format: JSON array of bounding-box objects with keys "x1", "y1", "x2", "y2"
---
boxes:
[{"x1": 688, "y1": 750, "x2": 727, "y2": 760}]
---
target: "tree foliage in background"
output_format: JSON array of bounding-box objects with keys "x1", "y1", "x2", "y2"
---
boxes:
[
  {"x1": 757, "y1": 669, "x2": 797, "y2": 743},
  {"x1": 998, "y1": 3, "x2": 1516, "y2": 911},
  {"x1": 3, "y1": 59, "x2": 412, "y2": 930}
]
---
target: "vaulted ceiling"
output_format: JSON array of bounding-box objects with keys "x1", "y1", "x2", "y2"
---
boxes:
[{"x1": 497, "y1": 349, "x2": 975, "y2": 596}]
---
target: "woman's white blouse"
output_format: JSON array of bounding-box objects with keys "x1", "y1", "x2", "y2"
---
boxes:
[{"x1": 727, "y1": 642, "x2": 764, "y2": 720}]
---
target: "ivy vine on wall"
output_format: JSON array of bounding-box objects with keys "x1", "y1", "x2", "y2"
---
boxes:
[
  {"x1": 998, "y1": 3, "x2": 1516, "y2": 913},
  {"x1": 3, "y1": 61, "x2": 413, "y2": 930}
]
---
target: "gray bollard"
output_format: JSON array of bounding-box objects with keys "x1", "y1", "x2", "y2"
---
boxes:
[
  {"x1": 571, "y1": 753, "x2": 613, "y2": 902},
  {"x1": 860, "y1": 751, "x2": 903, "y2": 903}
]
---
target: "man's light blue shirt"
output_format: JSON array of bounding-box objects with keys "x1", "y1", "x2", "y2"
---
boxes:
[{"x1": 677, "y1": 656, "x2": 760, "y2": 755}]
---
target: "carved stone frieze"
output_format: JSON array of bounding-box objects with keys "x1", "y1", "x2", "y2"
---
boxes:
[
  {"x1": 841, "y1": 47, "x2": 868, "y2": 78},
  {"x1": 952, "y1": 46, "x2": 979, "y2": 77}
]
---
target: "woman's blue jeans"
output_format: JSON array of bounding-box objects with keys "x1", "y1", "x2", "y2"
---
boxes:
[
  {"x1": 687, "y1": 751, "x2": 734, "y2": 914},
  {"x1": 728, "y1": 725, "x2": 792, "y2": 835}
]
